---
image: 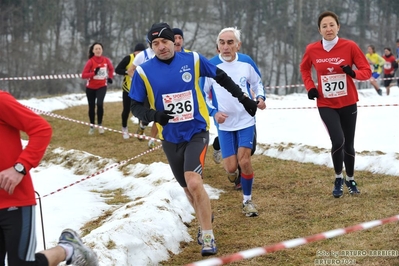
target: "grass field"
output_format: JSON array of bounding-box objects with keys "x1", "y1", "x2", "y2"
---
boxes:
[{"x1": 41, "y1": 99, "x2": 399, "y2": 266}]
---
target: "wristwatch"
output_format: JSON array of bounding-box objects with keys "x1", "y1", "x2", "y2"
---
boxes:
[{"x1": 14, "y1": 163, "x2": 26, "y2": 175}]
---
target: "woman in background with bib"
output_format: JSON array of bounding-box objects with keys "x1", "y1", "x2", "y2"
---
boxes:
[
  {"x1": 81, "y1": 42, "x2": 114, "y2": 135},
  {"x1": 300, "y1": 11, "x2": 371, "y2": 198}
]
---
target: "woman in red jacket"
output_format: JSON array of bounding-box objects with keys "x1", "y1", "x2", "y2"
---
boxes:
[
  {"x1": 382, "y1": 47, "x2": 398, "y2": 96},
  {"x1": 81, "y1": 42, "x2": 114, "y2": 135},
  {"x1": 300, "y1": 11, "x2": 371, "y2": 198}
]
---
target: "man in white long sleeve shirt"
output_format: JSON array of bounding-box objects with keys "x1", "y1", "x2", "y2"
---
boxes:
[{"x1": 202, "y1": 27, "x2": 266, "y2": 217}]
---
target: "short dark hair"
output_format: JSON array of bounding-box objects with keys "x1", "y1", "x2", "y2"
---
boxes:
[
  {"x1": 318, "y1": 11, "x2": 340, "y2": 29},
  {"x1": 384, "y1": 47, "x2": 392, "y2": 52}
]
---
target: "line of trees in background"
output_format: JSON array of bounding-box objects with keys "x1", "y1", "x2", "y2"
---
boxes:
[{"x1": 0, "y1": 0, "x2": 398, "y2": 98}]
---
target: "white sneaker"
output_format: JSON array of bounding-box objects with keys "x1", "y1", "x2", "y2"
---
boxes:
[
  {"x1": 213, "y1": 149, "x2": 222, "y2": 164},
  {"x1": 88, "y1": 127, "x2": 94, "y2": 135},
  {"x1": 58, "y1": 228, "x2": 99, "y2": 266},
  {"x1": 98, "y1": 126, "x2": 104, "y2": 134},
  {"x1": 242, "y1": 200, "x2": 258, "y2": 217},
  {"x1": 122, "y1": 127, "x2": 129, "y2": 139},
  {"x1": 148, "y1": 139, "x2": 155, "y2": 149}
]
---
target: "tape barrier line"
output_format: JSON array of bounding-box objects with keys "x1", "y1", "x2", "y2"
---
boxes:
[
  {"x1": 21, "y1": 106, "x2": 163, "y2": 198},
  {"x1": 186, "y1": 214, "x2": 399, "y2": 266},
  {"x1": 25, "y1": 105, "x2": 161, "y2": 142},
  {"x1": 267, "y1": 103, "x2": 399, "y2": 110},
  {"x1": 0, "y1": 74, "x2": 82, "y2": 81},
  {"x1": 42, "y1": 144, "x2": 163, "y2": 198},
  {"x1": 2, "y1": 72, "x2": 398, "y2": 90}
]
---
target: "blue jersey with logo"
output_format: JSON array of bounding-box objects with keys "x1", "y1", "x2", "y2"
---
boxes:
[{"x1": 129, "y1": 52, "x2": 218, "y2": 143}]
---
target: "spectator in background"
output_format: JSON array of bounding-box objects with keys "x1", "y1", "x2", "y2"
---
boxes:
[
  {"x1": 0, "y1": 90, "x2": 98, "y2": 266},
  {"x1": 172, "y1": 28, "x2": 190, "y2": 52},
  {"x1": 115, "y1": 43, "x2": 146, "y2": 139},
  {"x1": 365, "y1": 44, "x2": 385, "y2": 96},
  {"x1": 396, "y1": 39, "x2": 399, "y2": 87},
  {"x1": 382, "y1": 47, "x2": 398, "y2": 96},
  {"x1": 81, "y1": 42, "x2": 114, "y2": 135},
  {"x1": 202, "y1": 27, "x2": 265, "y2": 216},
  {"x1": 300, "y1": 11, "x2": 371, "y2": 198}
]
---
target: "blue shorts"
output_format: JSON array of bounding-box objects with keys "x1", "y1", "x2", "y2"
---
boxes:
[
  {"x1": 218, "y1": 125, "x2": 255, "y2": 158},
  {"x1": 372, "y1": 72, "x2": 380, "y2": 79}
]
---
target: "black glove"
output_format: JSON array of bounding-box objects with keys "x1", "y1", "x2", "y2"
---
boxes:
[
  {"x1": 94, "y1": 67, "x2": 100, "y2": 75},
  {"x1": 239, "y1": 97, "x2": 258, "y2": 117},
  {"x1": 154, "y1": 110, "x2": 175, "y2": 126},
  {"x1": 307, "y1": 88, "x2": 318, "y2": 100},
  {"x1": 373, "y1": 64, "x2": 379, "y2": 71},
  {"x1": 107, "y1": 78, "x2": 113, "y2": 84},
  {"x1": 340, "y1": 65, "x2": 356, "y2": 78}
]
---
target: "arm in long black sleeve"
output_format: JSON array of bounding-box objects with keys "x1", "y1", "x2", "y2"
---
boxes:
[
  {"x1": 115, "y1": 55, "x2": 131, "y2": 76},
  {"x1": 130, "y1": 99, "x2": 157, "y2": 123},
  {"x1": 213, "y1": 68, "x2": 246, "y2": 101}
]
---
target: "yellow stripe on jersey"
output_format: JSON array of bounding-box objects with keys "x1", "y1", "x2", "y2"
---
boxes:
[
  {"x1": 122, "y1": 54, "x2": 135, "y2": 93},
  {"x1": 136, "y1": 66, "x2": 165, "y2": 140},
  {"x1": 192, "y1": 52, "x2": 210, "y2": 131}
]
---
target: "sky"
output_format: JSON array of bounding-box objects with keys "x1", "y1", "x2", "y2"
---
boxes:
[{"x1": 16, "y1": 85, "x2": 399, "y2": 266}]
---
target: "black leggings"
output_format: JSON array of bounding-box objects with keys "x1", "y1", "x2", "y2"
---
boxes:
[
  {"x1": 0, "y1": 206, "x2": 49, "y2": 266},
  {"x1": 86, "y1": 86, "x2": 107, "y2": 125},
  {"x1": 121, "y1": 90, "x2": 131, "y2": 128},
  {"x1": 318, "y1": 104, "x2": 357, "y2": 177}
]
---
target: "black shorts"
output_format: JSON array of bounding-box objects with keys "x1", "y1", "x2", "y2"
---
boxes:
[
  {"x1": 162, "y1": 131, "x2": 209, "y2": 187},
  {"x1": 0, "y1": 205, "x2": 48, "y2": 266},
  {"x1": 384, "y1": 73, "x2": 394, "y2": 87}
]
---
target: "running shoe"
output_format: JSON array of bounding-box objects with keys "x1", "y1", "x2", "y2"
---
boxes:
[
  {"x1": 88, "y1": 127, "x2": 94, "y2": 135},
  {"x1": 213, "y1": 149, "x2": 222, "y2": 164},
  {"x1": 148, "y1": 139, "x2": 155, "y2": 149},
  {"x1": 332, "y1": 178, "x2": 344, "y2": 198},
  {"x1": 227, "y1": 169, "x2": 239, "y2": 183},
  {"x1": 58, "y1": 229, "x2": 98, "y2": 266},
  {"x1": 197, "y1": 213, "x2": 214, "y2": 245},
  {"x1": 242, "y1": 200, "x2": 258, "y2": 217},
  {"x1": 377, "y1": 89, "x2": 382, "y2": 96},
  {"x1": 201, "y1": 234, "x2": 217, "y2": 256},
  {"x1": 234, "y1": 166, "x2": 242, "y2": 190},
  {"x1": 122, "y1": 127, "x2": 129, "y2": 139},
  {"x1": 136, "y1": 126, "x2": 145, "y2": 141},
  {"x1": 98, "y1": 125, "x2": 104, "y2": 134},
  {"x1": 345, "y1": 179, "x2": 360, "y2": 195}
]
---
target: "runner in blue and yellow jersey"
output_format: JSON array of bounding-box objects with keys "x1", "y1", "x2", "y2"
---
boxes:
[
  {"x1": 129, "y1": 22, "x2": 257, "y2": 257},
  {"x1": 365, "y1": 45, "x2": 385, "y2": 95},
  {"x1": 115, "y1": 43, "x2": 146, "y2": 139}
]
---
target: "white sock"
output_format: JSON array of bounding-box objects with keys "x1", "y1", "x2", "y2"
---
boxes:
[
  {"x1": 346, "y1": 175, "x2": 354, "y2": 181},
  {"x1": 243, "y1": 195, "x2": 251, "y2": 204},
  {"x1": 201, "y1": 230, "x2": 214, "y2": 240},
  {"x1": 58, "y1": 243, "x2": 73, "y2": 261},
  {"x1": 335, "y1": 173, "x2": 343, "y2": 179}
]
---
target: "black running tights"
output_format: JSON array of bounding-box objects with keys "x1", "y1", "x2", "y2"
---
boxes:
[
  {"x1": 318, "y1": 104, "x2": 357, "y2": 177},
  {"x1": 86, "y1": 86, "x2": 107, "y2": 125}
]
